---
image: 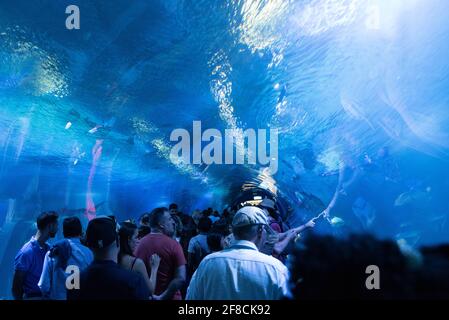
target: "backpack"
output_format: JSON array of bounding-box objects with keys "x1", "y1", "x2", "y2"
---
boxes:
[
  {"x1": 46, "y1": 239, "x2": 72, "y2": 298},
  {"x1": 49, "y1": 239, "x2": 72, "y2": 270}
]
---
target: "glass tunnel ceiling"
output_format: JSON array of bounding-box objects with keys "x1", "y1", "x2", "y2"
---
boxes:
[{"x1": 1, "y1": 0, "x2": 449, "y2": 237}]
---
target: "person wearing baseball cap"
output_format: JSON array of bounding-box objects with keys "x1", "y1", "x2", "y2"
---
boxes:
[
  {"x1": 67, "y1": 216, "x2": 149, "y2": 300},
  {"x1": 186, "y1": 206, "x2": 290, "y2": 300}
]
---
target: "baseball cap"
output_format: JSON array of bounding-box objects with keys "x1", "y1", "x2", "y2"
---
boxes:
[
  {"x1": 86, "y1": 216, "x2": 118, "y2": 249},
  {"x1": 232, "y1": 206, "x2": 269, "y2": 228},
  {"x1": 259, "y1": 198, "x2": 276, "y2": 210}
]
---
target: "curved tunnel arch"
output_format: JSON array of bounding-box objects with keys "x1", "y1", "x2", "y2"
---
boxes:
[{"x1": 0, "y1": 0, "x2": 449, "y2": 299}]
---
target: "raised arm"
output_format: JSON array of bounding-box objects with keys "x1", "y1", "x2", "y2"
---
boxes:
[
  {"x1": 323, "y1": 159, "x2": 346, "y2": 218},
  {"x1": 134, "y1": 256, "x2": 160, "y2": 296},
  {"x1": 273, "y1": 229, "x2": 297, "y2": 255},
  {"x1": 273, "y1": 219, "x2": 316, "y2": 255}
]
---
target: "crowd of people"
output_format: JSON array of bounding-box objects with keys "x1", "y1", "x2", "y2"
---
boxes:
[{"x1": 11, "y1": 200, "x2": 449, "y2": 300}]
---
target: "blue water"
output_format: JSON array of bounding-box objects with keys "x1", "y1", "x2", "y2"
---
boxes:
[{"x1": 1, "y1": 0, "x2": 449, "y2": 297}]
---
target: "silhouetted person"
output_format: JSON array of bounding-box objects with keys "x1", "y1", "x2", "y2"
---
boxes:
[
  {"x1": 139, "y1": 213, "x2": 151, "y2": 228},
  {"x1": 169, "y1": 203, "x2": 183, "y2": 241},
  {"x1": 207, "y1": 232, "x2": 225, "y2": 253},
  {"x1": 288, "y1": 234, "x2": 416, "y2": 299},
  {"x1": 180, "y1": 215, "x2": 198, "y2": 259},
  {"x1": 187, "y1": 217, "x2": 212, "y2": 274},
  {"x1": 67, "y1": 216, "x2": 149, "y2": 300},
  {"x1": 137, "y1": 225, "x2": 151, "y2": 240},
  {"x1": 12, "y1": 211, "x2": 59, "y2": 300},
  {"x1": 416, "y1": 244, "x2": 449, "y2": 299}
]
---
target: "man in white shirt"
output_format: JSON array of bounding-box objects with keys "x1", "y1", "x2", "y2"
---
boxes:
[{"x1": 186, "y1": 206, "x2": 290, "y2": 300}]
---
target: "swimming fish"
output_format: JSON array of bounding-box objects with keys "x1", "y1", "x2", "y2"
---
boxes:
[
  {"x1": 394, "y1": 190, "x2": 430, "y2": 207},
  {"x1": 330, "y1": 216, "x2": 345, "y2": 227},
  {"x1": 88, "y1": 125, "x2": 102, "y2": 134},
  {"x1": 295, "y1": 191, "x2": 304, "y2": 203}
]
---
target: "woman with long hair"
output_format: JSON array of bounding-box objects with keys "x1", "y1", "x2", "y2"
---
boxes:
[{"x1": 118, "y1": 221, "x2": 160, "y2": 296}]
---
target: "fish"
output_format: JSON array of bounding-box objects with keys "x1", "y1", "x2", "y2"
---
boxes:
[
  {"x1": 330, "y1": 216, "x2": 345, "y2": 227},
  {"x1": 295, "y1": 191, "x2": 304, "y2": 204},
  {"x1": 394, "y1": 190, "x2": 430, "y2": 207},
  {"x1": 88, "y1": 125, "x2": 102, "y2": 134}
]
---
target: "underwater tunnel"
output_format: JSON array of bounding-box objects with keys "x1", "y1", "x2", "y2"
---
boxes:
[{"x1": 0, "y1": 0, "x2": 449, "y2": 299}]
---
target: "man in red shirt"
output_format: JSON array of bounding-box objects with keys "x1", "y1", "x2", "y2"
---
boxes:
[{"x1": 134, "y1": 207, "x2": 186, "y2": 300}]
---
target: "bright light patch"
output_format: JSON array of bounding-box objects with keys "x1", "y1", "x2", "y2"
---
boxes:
[
  {"x1": 365, "y1": 5, "x2": 380, "y2": 30},
  {"x1": 317, "y1": 148, "x2": 341, "y2": 172},
  {"x1": 292, "y1": 0, "x2": 360, "y2": 36},
  {"x1": 237, "y1": 0, "x2": 290, "y2": 52},
  {"x1": 257, "y1": 167, "x2": 277, "y2": 195},
  {"x1": 34, "y1": 56, "x2": 69, "y2": 98}
]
